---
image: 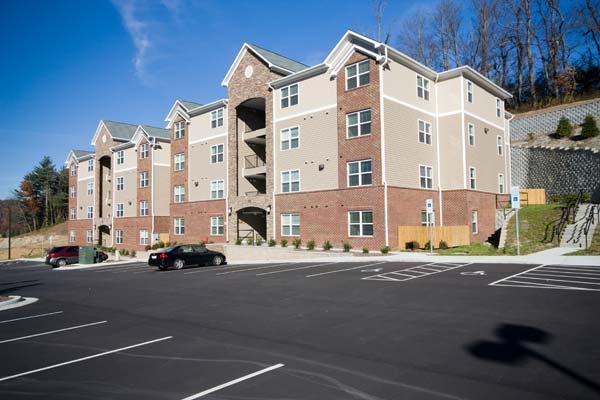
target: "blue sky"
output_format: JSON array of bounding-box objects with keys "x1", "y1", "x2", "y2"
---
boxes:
[{"x1": 0, "y1": 0, "x2": 425, "y2": 199}]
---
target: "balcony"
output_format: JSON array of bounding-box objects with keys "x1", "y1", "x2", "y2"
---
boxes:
[
  {"x1": 244, "y1": 127, "x2": 266, "y2": 145},
  {"x1": 243, "y1": 154, "x2": 266, "y2": 179}
]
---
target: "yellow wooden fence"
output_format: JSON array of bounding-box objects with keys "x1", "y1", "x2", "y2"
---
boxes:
[{"x1": 398, "y1": 226, "x2": 470, "y2": 249}]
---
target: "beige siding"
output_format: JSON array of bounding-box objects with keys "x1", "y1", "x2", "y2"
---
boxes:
[
  {"x1": 113, "y1": 166, "x2": 137, "y2": 218},
  {"x1": 153, "y1": 165, "x2": 171, "y2": 215},
  {"x1": 189, "y1": 107, "x2": 228, "y2": 141},
  {"x1": 436, "y1": 79, "x2": 462, "y2": 115},
  {"x1": 274, "y1": 73, "x2": 336, "y2": 120},
  {"x1": 382, "y1": 62, "x2": 436, "y2": 115},
  {"x1": 188, "y1": 134, "x2": 228, "y2": 201},
  {"x1": 76, "y1": 176, "x2": 94, "y2": 220},
  {"x1": 464, "y1": 115, "x2": 506, "y2": 193},
  {"x1": 464, "y1": 79, "x2": 504, "y2": 127},
  {"x1": 438, "y1": 114, "x2": 464, "y2": 189},
  {"x1": 274, "y1": 105, "x2": 338, "y2": 192}
]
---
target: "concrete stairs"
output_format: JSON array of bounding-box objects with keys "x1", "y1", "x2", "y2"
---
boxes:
[
  {"x1": 561, "y1": 203, "x2": 599, "y2": 248},
  {"x1": 496, "y1": 209, "x2": 515, "y2": 249}
]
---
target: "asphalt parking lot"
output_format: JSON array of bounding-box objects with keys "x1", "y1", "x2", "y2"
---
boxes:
[{"x1": 1, "y1": 259, "x2": 599, "y2": 399}]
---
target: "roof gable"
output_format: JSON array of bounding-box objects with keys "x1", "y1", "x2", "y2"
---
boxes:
[{"x1": 91, "y1": 120, "x2": 138, "y2": 146}]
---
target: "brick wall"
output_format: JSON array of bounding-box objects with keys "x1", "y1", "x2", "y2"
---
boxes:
[
  {"x1": 442, "y1": 190, "x2": 496, "y2": 242},
  {"x1": 170, "y1": 200, "x2": 227, "y2": 244}
]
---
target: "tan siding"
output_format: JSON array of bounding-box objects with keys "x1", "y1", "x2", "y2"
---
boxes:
[
  {"x1": 189, "y1": 108, "x2": 228, "y2": 141},
  {"x1": 153, "y1": 165, "x2": 171, "y2": 215},
  {"x1": 275, "y1": 73, "x2": 336, "y2": 120},
  {"x1": 464, "y1": 79, "x2": 504, "y2": 126},
  {"x1": 188, "y1": 135, "x2": 228, "y2": 201},
  {"x1": 382, "y1": 62, "x2": 436, "y2": 115},
  {"x1": 438, "y1": 113, "x2": 464, "y2": 189},
  {"x1": 436, "y1": 79, "x2": 462, "y2": 114},
  {"x1": 464, "y1": 115, "x2": 506, "y2": 193}
]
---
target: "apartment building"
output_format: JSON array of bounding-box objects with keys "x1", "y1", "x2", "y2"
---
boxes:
[
  {"x1": 66, "y1": 120, "x2": 171, "y2": 250},
  {"x1": 67, "y1": 30, "x2": 511, "y2": 251}
]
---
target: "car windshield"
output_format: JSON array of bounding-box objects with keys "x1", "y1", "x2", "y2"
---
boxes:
[{"x1": 48, "y1": 247, "x2": 63, "y2": 253}]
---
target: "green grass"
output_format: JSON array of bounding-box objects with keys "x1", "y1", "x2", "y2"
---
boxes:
[{"x1": 568, "y1": 223, "x2": 600, "y2": 255}]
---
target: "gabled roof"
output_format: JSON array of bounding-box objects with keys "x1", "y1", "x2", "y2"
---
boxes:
[
  {"x1": 221, "y1": 43, "x2": 308, "y2": 87},
  {"x1": 64, "y1": 149, "x2": 94, "y2": 165},
  {"x1": 180, "y1": 100, "x2": 203, "y2": 111},
  {"x1": 164, "y1": 99, "x2": 200, "y2": 127},
  {"x1": 140, "y1": 125, "x2": 170, "y2": 140},
  {"x1": 91, "y1": 120, "x2": 139, "y2": 145},
  {"x1": 438, "y1": 66, "x2": 512, "y2": 100}
]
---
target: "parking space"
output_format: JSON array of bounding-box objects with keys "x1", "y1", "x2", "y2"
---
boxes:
[{"x1": 490, "y1": 263, "x2": 600, "y2": 291}]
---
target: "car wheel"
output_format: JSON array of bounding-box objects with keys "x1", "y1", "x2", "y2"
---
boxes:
[
  {"x1": 57, "y1": 259, "x2": 67, "y2": 267},
  {"x1": 174, "y1": 259, "x2": 185, "y2": 270},
  {"x1": 212, "y1": 255, "x2": 223, "y2": 266}
]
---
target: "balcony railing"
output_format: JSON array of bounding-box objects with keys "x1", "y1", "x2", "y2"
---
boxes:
[{"x1": 244, "y1": 154, "x2": 265, "y2": 169}]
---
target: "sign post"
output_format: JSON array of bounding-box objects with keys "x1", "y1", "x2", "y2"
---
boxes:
[
  {"x1": 426, "y1": 199, "x2": 433, "y2": 255},
  {"x1": 511, "y1": 186, "x2": 521, "y2": 256}
]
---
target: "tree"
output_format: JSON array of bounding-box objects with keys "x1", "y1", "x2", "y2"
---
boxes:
[
  {"x1": 555, "y1": 116, "x2": 573, "y2": 138},
  {"x1": 581, "y1": 114, "x2": 600, "y2": 138}
]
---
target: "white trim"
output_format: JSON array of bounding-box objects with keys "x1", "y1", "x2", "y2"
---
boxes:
[
  {"x1": 189, "y1": 132, "x2": 228, "y2": 144},
  {"x1": 434, "y1": 76, "x2": 443, "y2": 226},
  {"x1": 77, "y1": 176, "x2": 94, "y2": 182},
  {"x1": 273, "y1": 104, "x2": 336, "y2": 124},
  {"x1": 382, "y1": 94, "x2": 436, "y2": 118},
  {"x1": 379, "y1": 61, "x2": 389, "y2": 247},
  {"x1": 113, "y1": 166, "x2": 137, "y2": 174},
  {"x1": 460, "y1": 76, "x2": 467, "y2": 188},
  {"x1": 154, "y1": 163, "x2": 170, "y2": 167}
]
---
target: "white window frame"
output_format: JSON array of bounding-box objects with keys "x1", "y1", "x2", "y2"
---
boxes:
[
  {"x1": 70, "y1": 208, "x2": 76, "y2": 220},
  {"x1": 140, "y1": 143, "x2": 149, "y2": 159},
  {"x1": 417, "y1": 75, "x2": 430, "y2": 100},
  {"x1": 116, "y1": 150, "x2": 124, "y2": 165},
  {"x1": 496, "y1": 98, "x2": 502, "y2": 117},
  {"x1": 210, "y1": 216, "x2": 224, "y2": 236},
  {"x1": 174, "y1": 217, "x2": 185, "y2": 235},
  {"x1": 419, "y1": 165, "x2": 433, "y2": 189},
  {"x1": 116, "y1": 176, "x2": 124, "y2": 191},
  {"x1": 174, "y1": 185, "x2": 185, "y2": 203},
  {"x1": 421, "y1": 211, "x2": 434, "y2": 226},
  {"x1": 467, "y1": 80, "x2": 474, "y2": 103},
  {"x1": 87, "y1": 159, "x2": 94, "y2": 172},
  {"x1": 139, "y1": 200, "x2": 149, "y2": 216},
  {"x1": 87, "y1": 182, "x2": 94, "y2": 195},
  {"x1": 87, "y1": 206, "x2": 94, "y2": 219},
  {"x1": 346, "y1": 109, "x2": 372, "y2": 138},
  {"x1": 281, "y1": 213, "x2": 300, "y2": 236},
  {"x1": 174, "y1": 121, "x2": 185, "y2": 139},
  {"x1": 139, "y1": 230, "x2": 149, "y2": 246},
  {"x1": 281, "y1": 127, "x2": 299, "y2": 150},
  {"x1": 347, "y1": 159, "x2": 372, "y2": 187},
  {"x1": 498, "y1": 174, "x2": 505, "y2": 194},
  {"x1": 70, "y1": 164, "x2": 77, "y2": 176},
  {"x1": 346, "y1": 60, "x2": 370, "y2": 90},
  {"x1": 471, "y1": 211, "x2": 478, "y2": 233},
  {"x1": 468, "y1": 123, "x2": 475, "y2": 146},
  {"x1": 281, "y1": 84, "x2": 299, "y2": 108},
  {"x1": 497, "y1": 136, "x2": 503, "y2": 156},
  {"x1": 210, "y1": 180, "x2": 225, "y2": 199},
  {"x1": 211, "y1": 108, "x2": 224, "y2": 128},
  {"x1": 116, "y1": 203, "x2": 124, "y2": 217},
  {"x1": 174, "y1": 153, "x2": 185, "y2": 171},
  {"x1": 86, "y1": 230, "x2": 93, "y2": 243},
  {"x1": 70, "y1": 186, "x2": 76, "y2": 198},
  {"x1": 69, "y1": 231, "x2": 75, "y2": 243},
  {"x1": 210, "y1": 144, "x2": 224, "y2": 164},
  {"x1": 418, "y1": 120, "x2": 432, "y2": 145},
  {"x1": 116, "y1": 230, "x2": 123, "y2": 244},
  {"x1": 281, "y1": 170, "x2": 300, "y2": 193},
  {"x1": 348, "y1": 210, "x2": 374, "y2": 237},
  {"x1": 469, "y1": 167, "x2": 477, "y2": 189},
  {"x1": 140, "y1": 171, "x2": 149, "y2": 188}
]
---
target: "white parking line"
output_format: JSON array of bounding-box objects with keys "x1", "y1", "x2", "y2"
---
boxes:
[
  {"x1": 363, "y1": 262, "x2": 471, "y2": 282},
  {"x1": 0, "y1": 336, "x2": 172, "y2": 382},
  {"x1": 183, "y1": 264, "x2": 258, "y2": 275},
  {"x1": 489, "y1": 265, "x2": 545, "y2": 286},
  {"x1": 0, "y1": 311, "x2": 63, "y2": 325},
  {"x1": 216, "y1": 263, "x2": 297, "y2": 276},
  {"x1": 181, "y1": 363, "x2": 284, "y2": 399},
  {"x1": 0, "y1": 320, "x2": 107, "y2": 344},
  {"x1": 256, "y1": 262, "x2": 338, "y2": 277},
  {"x1": 528, "y1": 272, "x2": 600, "y2": 280},
  {"x1": 306, "y1": 262, "x2": 386, "y2": 278}
]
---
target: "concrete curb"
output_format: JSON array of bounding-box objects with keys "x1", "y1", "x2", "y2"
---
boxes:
[{"x1": 0, "y1": 296, "x2": 38, "y2": 311}]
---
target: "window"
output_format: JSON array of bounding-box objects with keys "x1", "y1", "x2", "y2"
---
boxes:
[
  {"x1": 69, "y1": 231, "x2": 75, "y2": 243},
  {"x1": 70, "y1": 164, "x2": 77, "y2": 176},
  {"x1": 86, "y1": 230, "x2": 93, "y2": 243},
  {"x1": 347, "y1": 159, "x2": 372, "y2": 187},
  {"x1": 418, "y1": 120, "x2": 432, "y2": 144},
  {"x1": 421, "y1": 211, "x2": 434, "y2": 226},
  {"x1": 87, "y1": 206, "x2": 94, "y2": 219},
  {"x1": 70, "y1": 208, "x2": 76, "y2": 220},
  {"x1": 210, "y1": 180, "x2": 225, "y2": 199},
  {"x1": 419, "y1": 165, "x2": 433, "y2": 189},
  {"x1": 87, "y1": 182, "x2": 94, "y2": 195},
  {"x1": 139, "y1": 200, "x2": 149, "y2": 216},
  {"x1": 211, "y1": 108, "x2": 224, "y2": 128},
  {"x1": 467, "y1": 80, "x2": 474, "y2": 103},
  {"x1": 140, "y1": 143, "x2": 149, "y2": 159},
  {"x1": 116, "y1": 230, "x2": 123, "y2": 244},
  {"x1": 87, "y1": 159, "x2": 94, "y2": 172},
  {"x1": 496, "y1": 98, "x2": 502, "y2": 117},
  {"x1": 468, "y1": 123, "x2": 475, "y2": 146},
  {"x1": 281, "y1": 213, "x2": 300, "y2": 236},
  {"x1": 210, "y1": 216, "x2": 224, "y2": 235},
  {"x1": 174, "y1": 217, "x2": 185, "y2": 235},
  {"x1": 417, "y1": 75, "x2": 430, "y2": 100},
  {"x1": 281, "y1": 84, "x2": 298, "y2": 108},
  {"x1": 174, "y1": 153, "x2": 185, "y2": 171},
  {"x1": 174, "y1": 121, "x2": 185, "y2": 139},
  {"x1": 140, "y1": 171, "x2": 149, "y2": 188},
  {"x1": 346, "y1": 60, "x2": 370, "y2": 90},
  {"x1": 498, "y1": 174, "x2": 505, "y2": 194},
  {"x1": 70, "y1": 186, "x2": 76, "y2": 198},
  {"x1": 471, "y1": 211, "x2": 478, "y2": 233},
  {"x1": 469, "y1": 167, "x2": 476, "y2": 189},
  {"x1": 174, "y1": 185, "x2": 185, "y2": 203},
  {"x1": 281, "y1": 170, "x2": 300, "y2": 193},
  {"x1": 116, "y1": 203, "x2": 124, "y2": 217},
  {"x1": 116, "y1": 176, "x2": 124, "y2": 191},
  {"x1": 116, "y1": 150, "x2": 124, "y2": 165},
  {"x1": 210, "y1": 144, "x2": 224, "y2": 163},
  {"x1": 347, "y1": 109, "x2": 371, "y2": 138},
  {"x1": 140, "y1": 230, "x2": 149, "y2": 246},
  {"x1": 348, "y1": 210, "x2": 373, "y2": 236},
  {"x1": 497, "y1": 136, "x2": 503, "y2": 156},
  {"x1": 281, "y1": 127, "x2": 299, "y2": 150}
]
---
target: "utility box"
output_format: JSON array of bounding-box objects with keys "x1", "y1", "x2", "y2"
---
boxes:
[{"x1": 79, "y1": 246, "x2": 96, "y2": 264}]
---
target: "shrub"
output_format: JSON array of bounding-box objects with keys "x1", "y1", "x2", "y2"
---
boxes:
[
  {"x1": 268, "y1": 239, "x2": 276, "y2": 247},
  {"x1": 292, "y1": 238, "x2": 302, "y2": 249},
  {"x1": 555, "y1": 116, "x2": 573, "y2": 138},
  {"x1": 256, "y1": 237, "x2": 263, "y2": 246},
  {"x1": 246, "y1": 237, "x2": 254, "y2": 246},
  {"x1": 581, "y1": 114, "x2": 599, "y2": 138},
  {"x1": 235, "y1": 238, "x2": 242, "y2": 245},
  {"x1": 362, "y1": 247, "x2": 369, "y2": 254},
  {"x1": 424, "y1": 240, "x2": 432, "y2": 250},
  {"x1": 406, "y1": 241, "x2": 420, "y2": 251},
  {"x1": 280, "y1": 239, "x2": 288, "y2": 248},
  {"x1": 343, "y1": 242, "x2": 352, "y2": 252},
  {"x1": 130, "y1": 250, "x2": 136, "y2": 257},
  {"x1": 380, "y1": 246, "x2": 390, "y2": 254},
  {"x1": 307, "y1": 240, "x2": 316, "y2": 250},
  {"x1": 438, "y1": 240, "x2": 449, "y2": 249},
  {"x1": 323, "y1": 240, "x2": 333, "y2": 251}
]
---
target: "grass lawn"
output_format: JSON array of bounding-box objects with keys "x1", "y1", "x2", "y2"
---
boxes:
[{"x1": 568, "y1": 222, "x2": 600, "y2": 255}]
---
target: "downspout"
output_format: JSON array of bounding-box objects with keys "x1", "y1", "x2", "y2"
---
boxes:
[
  {"x1": 150, "y1": 138, "x2": 155, "y2": 243},
  {"x1": 225, "y1": 104, "x2": 230, "y2": 243},
  {"x1": 505, "y1": 112, "x2": 514, "y2": 189},
  {"x1": 434, "y1": 75, "x2": 443, "y2": 226},
  {"x1": 270, "y1": 84, "x2": 277, "y2": 241},
  {"x1": 460, "y1": 76, "x2": 467, "y2": 189},
  {"x1": 378, "y1": 44, "x2": 390, "y2": 247}
]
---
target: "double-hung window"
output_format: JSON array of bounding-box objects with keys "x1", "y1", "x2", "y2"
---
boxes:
[
  {"x1": 140, "y1": 171, "x2": 149, "y2": 188},
  {"x1": 140, "y1": 230, "x2": 149, "y2": 246},
  {"x1": 210, "y1": 144, "x2": 224, "y2": 163},
  {"x1": 421, "y1": 211, "x2": 434, "y2": 226},
  {"x1": 210, "y1": 216, "x2": 224, "y2": 235},
  {"x1": 419, "y1": 165, "x2": 433, "y2": 189},
  {"x1": 498, "y1": 174, "x2": 505, "y2": 194},
  {"x1": 86, "y1": 230, "x2": 93, "y2": 243},
  {"x1": 174, "y1": 185, "x2": 185, "y2": 203},
  {"x1": 281, "y1": 170, "x2": 300, "y2": 193},
  {"x1": 140, "y1": 143, "x2": 149, "y2": 159},
  {"x1": 116, "y1": 230, "x2": 123, "y2": 244},
  {"x1": 347, "y1": 109, "x2": 371, "y2": 138},
  {"x1": 211, "y1": 108, "x2": 224, "y2": 128},
  {"x1": 471, "y1": 211, "x2": 478, "y2": 233},
  {"x1": 417, "y1": 75, "x2": 430, "y2": 100},
  {"x1": 210, "y1": 180, "x2": 225, "y2": 199},
  {"x1": 174, "y1": 153, "x2": 185, "y2": 171},
  {"x1": 281, "y1": 127, "x2": 299, "y2": 150},
  {"x1": 281, "y1": 213, "x2": 300, "y2": 236},
  {"x1": 469, "y1": 167, "x2": 477, "y2": 189},
  {"x1": 116, "y1": 203, "x2": 124, "y2": 217},
  {"x1": 346, "y1": 60, "x2": 370, "y2": 89},
  {"x1": 467, "y1": 80, "x2": 474, "y2": 103},
  {"x1": 70, "y1": 164, "x2": 77, "y2": 176},
  {"x1": 281, "y1": 84, "x2": 298, "y2": 108},
  {"x1": 174, "y1": 121, "x2": 185, "y2": 139},
  {"x1": 496, "y1": 98, "x2": 502, "y2": 117},
  {"x1": 348, "y1": 159, "x2": 372, "y2": 187},
  {"x1": 418, "y1": 120, "x2": 432, "y2": 144},
  {"x1": 69, "y1": 231, "x2": 75, "y2": 243},
  {"x1": 468, "y1": 123, "x2": 475, "y2": 146},
  {"x1": 116, "y1": 150, "x2": 124, "y2": 165},
  {"x1": 116, "y1": 176, "x2": 124, "y2": 191},
  {"x1": 139, "y1": 200, "x2": 149, "y2": 216},
  {"x1": 70, "y1": 186, "x2": 76, "y2": 198},
  {"x1": 87, "y1": 206, "x2": 94, "y2": 219},
  {"x1": 174, "y1": 218, "x2": 185, "y2": 235},
  {"x1": 88, "y1": 159, "x2": 94, "y2": 172},
  {"x1": 70, "y1": 208, "x2": 76, "y2": 220},
  {"x1": 497, "y1": 136, "x2": 503, "y2": 155},
  {"x1": 87, "y1": 183, "x2": 94, "y2": 195},
  {"x1": 348, "y1": 210, "x2": 373, "y2": 236}
]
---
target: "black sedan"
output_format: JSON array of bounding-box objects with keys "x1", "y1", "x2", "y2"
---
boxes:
[{"x1": 148, "y1": 244, "x2": 226, "y2": 270}]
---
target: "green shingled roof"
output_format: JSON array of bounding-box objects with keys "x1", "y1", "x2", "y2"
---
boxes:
[
  {"x1": 180, "y1": 100, "x2": 203, "y2": 110},
  {"x1": 102, "y1": 120, "x2": 139, "y2": 141},
  {"x1": 72, "y1": 150, "x2": 94, "y2": 159},
  {"x1": 249, "y1": 44, "x2": 308, "y2": 73},
  {"x1": 141, "y1": 125, "x2": 170, "y2": 139}
]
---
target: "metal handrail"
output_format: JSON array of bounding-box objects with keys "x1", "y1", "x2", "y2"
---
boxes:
[{"x1": 582, "y1": 204, "x2": 599, "y2": 248}]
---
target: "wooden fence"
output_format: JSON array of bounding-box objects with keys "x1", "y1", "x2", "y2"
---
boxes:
[
  {"x1": 521, "y1": 188, "x2": 546, "y2": 205},
  {"x1": 398, "y1": 226, "x2": 470, "y2": 249}
]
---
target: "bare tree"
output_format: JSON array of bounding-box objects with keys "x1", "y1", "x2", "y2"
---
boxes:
[
  {"x1": 396, "y1": 8, "x2": 438, "y2": 68},
  {"x1": 576, "y1": 0, "x2": 600, "y2": 62},
  {"x1": 433, "y1": 0, "x2": 463, "y2": 70}
]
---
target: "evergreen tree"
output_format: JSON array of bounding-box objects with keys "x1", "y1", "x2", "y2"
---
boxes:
[
  {"x1": 555, "y1": 116, "x2": 573, "y2": 138},
  {"x1": 581, "y1": 114, "x2": 600, "y2": 138}
]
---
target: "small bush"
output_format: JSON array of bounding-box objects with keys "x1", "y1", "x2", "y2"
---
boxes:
[
  {"x1": 406, "y1": 241, "x2": 420, "y2": 251},
  {"x1": 581, "y1": 114, "x2": 599, "y2": 138},
  {"x1": 130, "y1": 250, "x2": 136, "y2": 257},
  {"x1": 268, "y1": 239, "x2": 276, "y2": 247},
  {"x1": 323, "y1": 240, "x2": 333, "y2": 250},
  {"x1": 555, "y1": 116, "x2": 573, "y2": 138},
  {"x1": 307, "y1": 240, "x2": 316, "y2": 250},
  {"x1": 235, "y1": 238, "x2": 242, "y2": 245},
  {"x1": 438, "y1": 240, "x2": 449, "y2": 249},
  {"x1": 380, "y1": 246, "x2": 390, "y2": 254},
  {"x1": 246, "y1": 237, "x2": 254, "y2": 246},
  {"x1": 362, "y1": 247, "x2": 369, "y2": 254},
  {"x1": 256, "y1": 237, "x2": 263, "y2": 246},
  {"x1": 292, "y1": 238, "x2": 302, "y2": 249},
  {"x1": 280, "y1": 239, "x2": 288, "y2": 248},
  {"x1": 343, "y1": 242, "x2": 352, "y2": 252},
  {"x1": 424, "y1": 240, "x2": 432, "y2": 250}
]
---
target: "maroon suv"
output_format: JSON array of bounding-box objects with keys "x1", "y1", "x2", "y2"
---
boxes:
[{"x1": 45, "y1": 246, "x2": 79, "y2": 268}]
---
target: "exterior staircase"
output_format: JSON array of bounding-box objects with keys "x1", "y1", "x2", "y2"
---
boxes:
[{"x1": 560, "y1": 203, "x2": 599, "y2": 248}]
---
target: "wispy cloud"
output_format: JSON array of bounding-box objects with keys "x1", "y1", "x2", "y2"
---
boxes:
[{"x1": 112, "y1": 0, "x2": 152, "y2": 82}]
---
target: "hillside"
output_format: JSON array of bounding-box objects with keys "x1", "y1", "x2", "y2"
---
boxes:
[{"x1": 0, "y1": 222, "x2": 68, "y2": 259}]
